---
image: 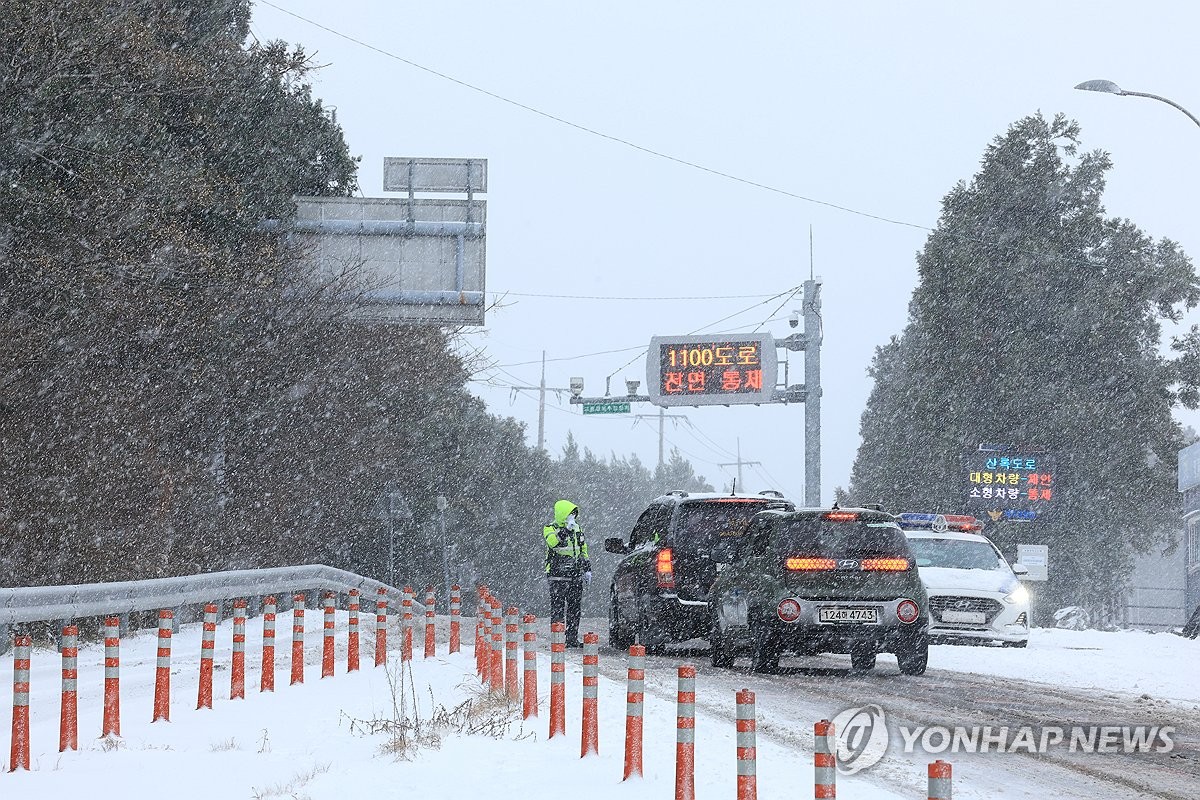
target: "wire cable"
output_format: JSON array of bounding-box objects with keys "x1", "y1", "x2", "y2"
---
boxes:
[{"x1": 258, "y1": 2, "x2": 1175, "y2": 281}]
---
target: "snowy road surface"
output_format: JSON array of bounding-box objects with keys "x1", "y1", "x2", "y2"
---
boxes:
[{"x1": 1, "y1": 612, "x2": 1196, "y2": 799}]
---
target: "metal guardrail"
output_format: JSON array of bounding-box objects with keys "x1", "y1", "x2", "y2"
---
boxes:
[{"x1": 0, "y1": 564, "x2": 427, "y2": 625}]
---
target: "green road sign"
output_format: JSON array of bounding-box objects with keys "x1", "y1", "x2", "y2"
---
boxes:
[{"x1": 582, "y1": 401, "x2": 631, "y2": 415}]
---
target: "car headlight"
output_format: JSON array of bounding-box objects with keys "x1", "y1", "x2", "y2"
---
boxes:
[{"x1": 1003, "y1": 585, "x2": 1029, "y2": 605}]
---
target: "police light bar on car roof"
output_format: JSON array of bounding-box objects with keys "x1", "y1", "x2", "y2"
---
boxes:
[{"x1": 896, "y1": 512, "x2": 982, "y2": 532}]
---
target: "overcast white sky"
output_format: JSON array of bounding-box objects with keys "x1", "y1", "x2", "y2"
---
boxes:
[{"x1": 254, "y1": 1, "x2": 1200, "y2": 504}]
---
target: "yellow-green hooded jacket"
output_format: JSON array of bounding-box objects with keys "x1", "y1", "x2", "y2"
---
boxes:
[{"x1": 544, "y1": 499, "x2": 590, "y2": 579}]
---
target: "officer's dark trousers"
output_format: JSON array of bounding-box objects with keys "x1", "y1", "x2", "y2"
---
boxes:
[{"x1": 548, "y1": 578, "x2": 583, "y2": 644}]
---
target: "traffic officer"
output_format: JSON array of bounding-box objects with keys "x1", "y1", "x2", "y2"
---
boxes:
[{"x1": 543, "y1": 499, "x2": 591, "y2": 647}]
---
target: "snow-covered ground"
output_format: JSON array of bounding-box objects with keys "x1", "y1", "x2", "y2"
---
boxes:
[
  {"x1": 0, "y1": 615, "x2": 1195, "y2": 799},
  {"x1": 930, "y1": 627, "x2": 1200, "y2": 707}
]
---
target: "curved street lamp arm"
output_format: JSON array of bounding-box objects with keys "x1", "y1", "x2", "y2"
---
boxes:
[{"x1": 1122, "y1": 90, "x2": 1200, "y2": 130}]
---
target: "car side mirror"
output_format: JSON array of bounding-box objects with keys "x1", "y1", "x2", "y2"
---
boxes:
[
  {"x1": 1011, "y1": 563, "x2": 1029, "y2": 576},
  {"x1": 604, "y1": 537, "x2": 629, "y2": 555}
]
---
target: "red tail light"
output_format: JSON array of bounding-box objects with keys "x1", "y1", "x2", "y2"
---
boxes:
[
  {"x1": 785, "y1": 557, "x2": 837, "y2": 571},
  {"x1": 823, "y1": 511, "x2": 859, "y2": 522},
  {"x1": 656, "y1": 548, "x2": 675, "y2": 588},
  {"x1": 896, "y1": 599, "x2": 920, "y2": 624},
  {"x1": 861, "y1": 558, "x2": 910, "y2": 571}
]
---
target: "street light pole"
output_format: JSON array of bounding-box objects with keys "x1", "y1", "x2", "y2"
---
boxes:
[
  {"x1": 1075, "y1": 80, "x2": 1200, "y2": 129},
  {"x1": 436, "y1": 495, "x2": 451, "y2": 601}
]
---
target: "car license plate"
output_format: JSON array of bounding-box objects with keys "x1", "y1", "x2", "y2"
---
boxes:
[
  {"x1": 818, "y1": 607, "x2": 878, "y2": 624},
  {"x1": 941, "y1": 610, "x2": 986, "y2": 624}
]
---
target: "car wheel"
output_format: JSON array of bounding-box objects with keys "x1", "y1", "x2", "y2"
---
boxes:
[
  {"x1": 609, "y1": 592, "x2": 633, "y2": 650},
  {"x1": 750, "y1": 621, "x2": 780, "y2": 674},
  {"x1": 1006, "y1": 639, "x2": 1028, "y2": 649},
  {"x1": 896, "y1": 634, "x2": 929, "y2": 676},
  {"x1": 635, "y1": 597, "x2": 665, "y2": 655},
  {"x1": 850, "y1": 642, "x2": 877, "y2": 671},
  {"x1": 710, "y1": 613, "x2": 736, "y2": 668}
]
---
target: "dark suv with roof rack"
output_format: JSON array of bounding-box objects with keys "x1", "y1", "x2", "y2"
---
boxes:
[
  {"x1": 707, "y1": 506, "x2": 930, "y2": 674},
  {"x1": 604, "y1": 490, "x2": 794, "y2": 651}
]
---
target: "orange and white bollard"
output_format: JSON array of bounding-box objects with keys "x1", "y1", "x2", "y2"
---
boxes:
[
  {"x1": 581, "y1": 632, "x2": 600, "y2": 757},
  {"x1": 675, "y1": 665, "x2": 696, "y2": 800},
  {"x1": 736, "y1": 689, "x2": 757, "y2": 800},
  {"x1": 401, "y1": 586, "x2": 414, "y2": 663},
  {"x1": 424, "y1": 586, "x2": 437, "y2": 658},
  {"x1": 375, "y1": 587, "x2": 388, "y2": 666},
  {"x1": 815, "y1": 719, "x2": 836, "y2": 798},
  {"x1": 152, "y1": 610, "x2": 173, "y2": 722},
  {"x1": 102, "y1": 616, "x2": 121, "y2": 736},
  {"x1": 449, "y1": 585, "x2": 461, "y2": 654},
  {"x1": 504, "y1": 606, "x2": 519, "y2": 700},
  {"x1": 231, "y1": 599, "x2": 247, "y2": 700},
  {"x1": 479, "y1": 595, "x2": 492, "y2": 679},
  {"x1": 60, "y1": 625, "x2": 79, "y2": 752},
  {"x1": 623, "y1": 645, "x2": 645, "y2": 780},
  {"x1": 347, "y1": 589, "x2": 360, "y2": 672},
  {"x1": 197, "y1": 602, "x2": 218, "y2": 709},
  {"x1": 261, "y1": 596, "x2": 277, "y2": 692},
  {"x1": 549, "y1": 622, "x2": 566, "y2": 738},
  {"x1": 489, "y1": 598, "x2": 503, "y2": 692},
  {"x1": 928, "y1": 760, "x2": 952, "y2": 800},
  {"x1": 10, "y1": 635, "x2": 31, "y2": 771},
  {"x1": 522, "y1": 614, "x2": 538, "y2": 719},
  {"x1": 472, "y1": 587, "x2": 482, "y2": 676},
  {"x1": 322, "y1": 592, "x2": 336, "y2": 678},
  {"x1": 290, "y1": 594, "x2": 305, "y2": 685}
]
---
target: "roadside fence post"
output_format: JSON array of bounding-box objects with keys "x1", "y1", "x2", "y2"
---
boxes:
[
  {"x1": 152, "y1": 610, "x2": 173, "y2": 721},
  {"x1": 10, "y1": 635, "x2": 31, "y2": 770},
  {"x1": 736, "y1": 689, "x2": 757, "y2": 800},
  {"x1": 522, "y1": 614, "x2": 538, "y2": 719},
  {"x1": 505, "y1": 606, "x2": 520, "y2": 700},
  {"x1": 375, "y1": 587, "x2": 388, "y2": 667},
  {"x1": 675, "y1": 665, "x2": 696, "y2": 800},
  {"x1": 322, "y1": 592, "x2": 336, "y2": 678},
  {"x1": 623, "y1": 645, "x2": 645, "y2": 779},
  {"x1": 347, "y1": 589, "x2": 360, "y2": 672},
  {"x1": 928, "y1": 759, "x2": 952, "y2": 800},
  {"x1": 401, "y1": 586, "x2": 414, "y2": 663},
  {"x1": 60, "y1": 625, "x2": 78, "y2": 752},
  {"x1": 549, "y1": 622, "x2": 566, "y2": 738},
  {"x1": 424, "y1": 586, "x2": 437, "y2": 658},
  {"x1": 489, "y1": 598, "x2": 503, "y2": 692},
  {"x1": 290, "y1": 593, "x2": 305, "y2": 685},
  {"x1": 261, "y1": 596, "x2": 276, "y2": 692},
  {"x1": 102, "y1": 616, "x2": 121, "y2": 735},
  {"x1": 815, "y1": 719, "x2": 836, "y2": 799},
  {"x1": 581, "y1": 632, "x2": 599, "y2": 757},
  {"x1": 197, "y1": 602, "x2": 217, "y2": 709},
  {"x1": 449, "y1": 585, "x2": 461, "y2": 654},
  {"x1": 475, "y1": 590, "x2": 487, "y2": 676},
  {"x1": 231, "y1": 599, "x2": 247, "y2": 699}
]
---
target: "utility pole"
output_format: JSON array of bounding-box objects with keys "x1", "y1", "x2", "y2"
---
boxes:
[
  {"x1": 803, "y1": 278, "x2": 822, "y2": 506},
  {"x1": 718, "y1": 438, "x2": 762, "y2": 492},
  {"x1": 538, "y1": 351, "x2": 546, "y2": 451},
  {"x1": 504, "y1": 355, "x2": 571, "y2": 453},
  {"x1": 632, "y1": 407, "x2": 689, "y2": 469}
]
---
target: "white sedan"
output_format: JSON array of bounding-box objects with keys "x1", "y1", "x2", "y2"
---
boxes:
[{"x1": 898, "y1": 513, "x2": 1030, "y2": 647}]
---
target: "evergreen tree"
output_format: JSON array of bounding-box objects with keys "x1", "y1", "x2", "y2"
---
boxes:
[{"x1": 849, "y1": 113, "x2": 1198, "y2": 614}]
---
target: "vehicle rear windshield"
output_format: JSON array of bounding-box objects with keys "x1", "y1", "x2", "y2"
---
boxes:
[
  {"x1": 907, "y1": 538, "x2": 1005, "y2": 570},
  {"x1": 775, "y1": 518, "x2": 910, "y2": 558},
  {"x1": 674, "y1": 500, "x2": 768, "y2": 553}
]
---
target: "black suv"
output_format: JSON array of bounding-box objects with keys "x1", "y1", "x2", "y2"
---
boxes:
[
  {"x1": 604, "y1": 490, "x2": 793, "y2": 651},
  {"x1": 707, "y1": 506, "x2": 930, "y2": 675}
]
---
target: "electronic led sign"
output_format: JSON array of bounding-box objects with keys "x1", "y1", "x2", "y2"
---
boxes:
[{"x1": 647, "y1": 334, "x2": 777, "y2": 407}]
